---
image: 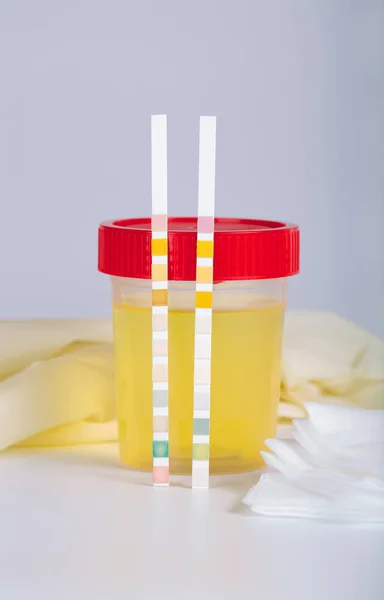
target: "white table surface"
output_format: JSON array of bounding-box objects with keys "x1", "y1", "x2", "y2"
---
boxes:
[{"x1": 1, "y1": 443, "x2": 383, "y2": 600}]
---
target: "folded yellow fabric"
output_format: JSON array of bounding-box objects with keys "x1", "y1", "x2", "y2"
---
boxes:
[
  {"x1": 280, "y1": 311, "x2": 384, "y2": 416},
  {"x1": 0, "y1": 312, "x2": 383, "y2": 450},
  {"x1": 0, "y1": 319, "x2": 116, "y2": 449}
]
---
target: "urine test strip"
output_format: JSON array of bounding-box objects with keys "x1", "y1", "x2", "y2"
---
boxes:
[
  {"x1": 151, "y1": 115, "x2": 169, "y2": 487},
  {"x1": 192, "y1": 116, "x2": 217, "y2": 489}
]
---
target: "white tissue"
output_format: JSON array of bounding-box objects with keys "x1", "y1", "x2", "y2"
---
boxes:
[{"x1": 243, "y1": 403, "x2": 384, "y2": 522}]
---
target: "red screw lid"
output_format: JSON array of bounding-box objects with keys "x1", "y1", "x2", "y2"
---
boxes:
[{"x1": 98, "y1": 217, "x2": 299, "y2": 282}]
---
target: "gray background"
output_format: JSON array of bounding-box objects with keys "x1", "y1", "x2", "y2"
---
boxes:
[{"x1": 0, "y1": 0, "x2": 383, "y2": 335}]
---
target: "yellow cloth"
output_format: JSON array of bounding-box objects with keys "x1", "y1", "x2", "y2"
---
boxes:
[
  {"x1": 280, "y1": 311, "x2": 384, "y2": 417},
  {"x1": 0, "y1": 312, "x2": 383, "y2": 450},
  {"x1": 0, "y1": 319, "x2": 116, "y2": 449}
]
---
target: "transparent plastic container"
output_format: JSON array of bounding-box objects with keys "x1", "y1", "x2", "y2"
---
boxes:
[{"x1": 98, "y1": 217, "x2": 300, "y2": 475}]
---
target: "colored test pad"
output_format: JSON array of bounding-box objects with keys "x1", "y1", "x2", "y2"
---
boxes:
[
  {"x1": 151, "y1": 115, "x2": 169, "y2": 486},
  {"x1": 192, "y1": 116, "x2": 217, "y2": 489}
]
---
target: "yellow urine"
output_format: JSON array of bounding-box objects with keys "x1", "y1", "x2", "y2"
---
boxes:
[{"x1": 113, "y1": 304, "x2": 284, "y2": 475}]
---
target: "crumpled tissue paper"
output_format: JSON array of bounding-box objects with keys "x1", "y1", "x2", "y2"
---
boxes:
[{"x1": 243, "y1": 403, "x2": 384, "y2": 522}]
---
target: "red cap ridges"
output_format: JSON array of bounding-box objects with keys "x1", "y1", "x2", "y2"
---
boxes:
[{"x1": 98, "y1": 217, "x2": 299, "y2": 283}]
